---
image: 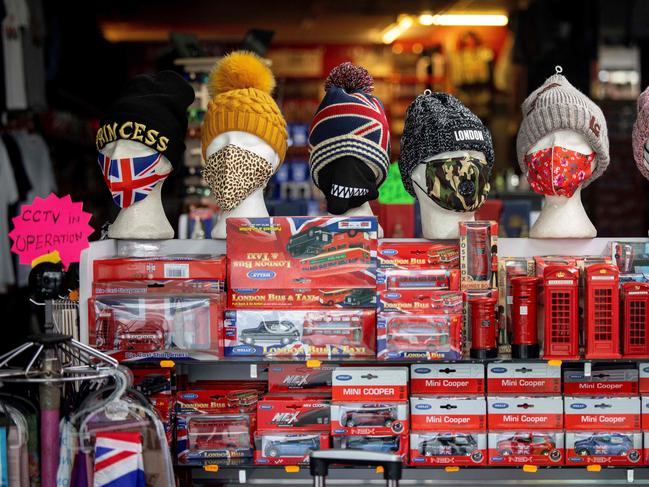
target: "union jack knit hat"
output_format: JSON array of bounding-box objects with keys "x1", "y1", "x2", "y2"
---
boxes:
[{"x1": 309, "y1": 63, "x2": 391, "y2": 189}]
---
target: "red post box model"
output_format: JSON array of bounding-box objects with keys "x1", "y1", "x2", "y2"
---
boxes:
[
  {"x1": 543, "y1": 265, "x2": 580, "y2": 360},
  {"x1": 622, "y1": 282, "x2": 649, "y2": 358},
  {"x1": 511, "y1": 276, "x2": 540, "y2": 359},
  {"x1": 469, "y1": 296, "x2": 498, "y2": 359},
  {"x1": 584, "y1": 264, "x2": 621, "y2": 359}
]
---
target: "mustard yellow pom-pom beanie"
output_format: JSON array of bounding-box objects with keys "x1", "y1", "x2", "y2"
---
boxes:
[{"x1": 201, "y1": 51, "x2": 288, "y2": 162}]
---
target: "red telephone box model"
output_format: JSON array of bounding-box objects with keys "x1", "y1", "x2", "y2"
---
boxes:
[
  {"x1": 543, "y1": 265, "x2": 580, "y2": 360},
  {"x1": 584, "y1": 264, "x2": 621, "y2": 359},
  {"x1": 469, "y1": 296, "x2": 498, "y2": 359},
  {"x1": 511, "y1": 276, "x2": 540, "y2": 359},
  {"x1": 622, "y1": 282, "x2": 649, "y2": 358}
]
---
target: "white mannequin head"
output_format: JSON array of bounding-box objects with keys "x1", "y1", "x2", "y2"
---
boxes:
[
  {"x1": 102, "y1": 139, "x2": 174, "y2": 240},
  {"x1": 526, "y1": 129, "x2": 596, "y2": 238},
  {"x1": 412, "y1": 149, "x2": 487, "y2": 239},
  {"x1": 206, "y1": 131, "x2": 280, "y2": 239}
]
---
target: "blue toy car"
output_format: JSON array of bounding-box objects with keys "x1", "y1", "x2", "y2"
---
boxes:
[
  {"x1": 574, "y1": 433, "x2": 637, "y2": 459},
  {"x1": 264, "y1": 436, "x2": 320, "y2": 458},
  {"x1": 342, "y1": 436, "x2": 400, "y2": 453}
]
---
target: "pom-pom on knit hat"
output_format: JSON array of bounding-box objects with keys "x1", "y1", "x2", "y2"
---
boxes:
[
  {"x1": 516, "y1": 69, "x2": 610, "y2": 186},
  {"x1": 309, "y1": 62, "x2": 391, "y2": 189},
  {"x1": 632, "y1": 86, "x2": 649, "y2": 180},
  {"x1": 398, "y1": 91, "x2": 494, "y2": 197},
  {"x1": 201, "y1": 51, "x2": 288, "y2": 162}
]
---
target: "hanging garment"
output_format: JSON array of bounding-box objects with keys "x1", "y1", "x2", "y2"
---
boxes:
[
  {"x1": 23, "y1": 0, "x2": 46, "y2": 109},
  {"x1": 2, "y1": 0, "x2": 29, "y2": 110},
  {"x1": 93, "y1": 432, "x2": 145, "y2": 487},
  {"x1": 56, "y1": 418, "x2": 76, "y2": 487},
  {"x1": 0, "y1": 426, "x2": 7, "y2": 487},
  {"x1": 7, "y1": 426, "x2": 23, "y2": 486},
  {"x1": 70, "y1": 451, "x2": 89, "y2": 487},
  {"x1": 0, "y1": 139, "x2": 18, "y2": 292}
]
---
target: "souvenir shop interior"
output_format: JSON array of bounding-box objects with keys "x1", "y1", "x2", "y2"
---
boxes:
[{"x1": 3, "y1": 0, "x2": 649, "y2": 486}]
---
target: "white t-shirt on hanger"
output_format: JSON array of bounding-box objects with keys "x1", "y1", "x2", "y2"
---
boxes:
[{"x1": 2, "y1": 0, "x2": 29, "y2": 110}]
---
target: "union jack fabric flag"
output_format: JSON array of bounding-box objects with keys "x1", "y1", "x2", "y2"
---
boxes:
[
  {"x1": 515, "y1": 444, "x2": 531, "y2": 454},
  {"x1": 438, "y1": 445, "x2": 452, "y2": 455},
  {"x1": 98, "y1": 152, "x2": 169, "y2": 208},
  {"x1": 594, "y1": 444, "x2": 608, "y2": 454},
  {"x1": 93, "y1": 431, "x2": 145, "y2": 487}
]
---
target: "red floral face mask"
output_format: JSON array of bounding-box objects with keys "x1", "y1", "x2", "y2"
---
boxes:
[{"x1": 524, "y1": 146, "x2": 595, "y2": 198}]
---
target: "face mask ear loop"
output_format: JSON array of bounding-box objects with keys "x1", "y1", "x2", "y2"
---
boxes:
[{"x1": 412, "y1": 177, "x2": 431, "y2": 202}]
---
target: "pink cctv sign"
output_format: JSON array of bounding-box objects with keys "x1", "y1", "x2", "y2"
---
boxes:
[{"x1": 8, "y1": 193, "x2": 94, "y2": 268}]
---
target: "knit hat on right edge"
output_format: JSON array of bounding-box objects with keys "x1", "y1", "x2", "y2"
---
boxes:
[
  {"x1": 517, "y1": 72, "x2": 610, "y2": 186},
  {"x1": 398, "y1": 92, "x2": 494, "y2": 197},
  {"x1": 632, "y1": 86, "x2": 649, "y2": 180}
]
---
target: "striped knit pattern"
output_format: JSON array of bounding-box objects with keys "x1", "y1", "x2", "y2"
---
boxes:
[{"x1": 517, "y1": 74, "x2": 610, "y2": 186}]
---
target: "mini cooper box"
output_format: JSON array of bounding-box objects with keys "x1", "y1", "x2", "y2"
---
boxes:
[
  {"x1": 332, "y1": 367, "x2": 408, "y2": 402},
  {"x1": 226, "y1": 217, "x2": 378, "y2": 290},
  {"x1": 487, "y1": 363, "x2": 561, "y2": 395},
  {"x1": 330, "y1": 403, "x2": 409, "y2": 436},
  {"x1": 563, "y1": 364, "x2": 639, "y2": 396},
  {"x1": 487, "y1": 396, "x2": 564, "y2": 466},
  {"x1": 564, "y1": 396, "x2": 642, "y2": 466},
  {"x1": 410, "y1": 363, "x2": 485, "y2": 396}
]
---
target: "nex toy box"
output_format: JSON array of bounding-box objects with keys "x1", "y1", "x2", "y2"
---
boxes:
[
  {"x1": 486, "y1": 363, "x2": 561, "y2": 395},
  {"x1": 459, "y1": 221, "x2": 498, "y2": 290},
  {"x1": 88, "y1": 295, "x2": 223, "y2": 362},
  {"x1": 93, "y1": 255, "x2": 226, "y2": 281},
  {"x1": 564, "y1": 396, "x2": 642, "y2": 466},
  {"x1": 226, "y1": 217, "x2": 378, "y2": 290},
  {"x1": 333, "y1": 434, "x2": 409, "y2": 460},
  {"x1": 330, "y1": 403, "x2": 408, "y2": 436},
  {"x1": 563, "y1": 364, "x2": 639, "y2": 396},
  {"x1": 332, "y1": 367, "x2": 408, "y2": 403},
  {"x1": 224, "y1": 309, "x2": 375, "y2": 358},
  {"x1": 487, "y1": 396, "x2": 564, "y2": 466},
  {"x1": 410, "y1": 397, "x2": 487, "y2": 466},
  {"x1": 410, "y1": 363, "x2": 485, "y2": 396},
  {"x1": 376, "y1": 313, "x2": 463, "y2": 360},
  {"x1": 228, "y1": 287, "x2": 376, "y2": 309},
  {"x1": 254, "y1": 398, "x2": 331, "y2": 465},
  {"x1": 268, "y1": 363, "x2": 336, "y2": 394},
  {"x1": 377, "y1": 239, "x2": 460, "y2": 269}
]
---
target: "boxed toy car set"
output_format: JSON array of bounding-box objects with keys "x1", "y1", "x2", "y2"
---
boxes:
[
  {"x1": 330, "y1": 403, "x2": 408, "y2": 436},
  {"x1": 487, "y1": 396, "x2": 564, "y2": 466},
  {"x1": 377, "y1": 239, "x2": 460, "y2": 269},
  {"x1": 377, "y1": 289, "x2": 462, "y2": 315},
  {"x1": 409, "y1": 397, "x2": 487, "y2": 466},
  {"x1": 459, "y1": 221, "x2": 498, "y2": 290},
  {"x1": 224, "y1": 309, "x2": 375, "y2": 358},
  {"x1": 254, "y1": 433, "x2": 330, "y2": 465},
  {"x1": 228, "y1": 287, "x2": 376, "y2": 309},
  {"x1": 410, "y1": 363, "x2": 485, "y2": 396},
  {"x1": 486, "y1": 362, "x2": 561, "y2": 395},
  {"x1": 267, "y1": 363, "x2": 336, "y2": 394},
  {"x1": 564, "y1": 396, "x2": 642, "y2": 466}
]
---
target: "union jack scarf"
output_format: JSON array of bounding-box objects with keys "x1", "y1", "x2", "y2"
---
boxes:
[{"x1": 93, "y1": 432, "x2": 145, "y2": 487}]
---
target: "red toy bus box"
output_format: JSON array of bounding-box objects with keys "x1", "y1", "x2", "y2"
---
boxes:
[
  {"x1": 332, "y1": 367, "x2": 408, "y2": 402},
  {"x1": 93, "y1": 255, "x2": 226, "y2": 281},
  {"x1": 254, "y1": 433, "x2": 330, "y2": 465},
  {"x1": 459, "y1": 221, "x2": 498, "y2": 290},
  {"x1": 377, "y1": 268, "x2": 460, "y2": 292},
  {"x1": 410, "y1": 396, "x2": 486, "y2": 432},
  {"x1": 94, "y1": 279, "x2": 224, "y2": 296},
  {"x1": 268, "y1": 363, "x2": 337, "y2": 394},
  {"x1": 88, "y1": 294, "x2": 223, "y2": 362},
  {"x1": 257, "y1": 398, "x2": 330, "y2": 431},
  {"x1": 376, "y1": 312, "x2": 463, "y2": 360},
  {"x1": 226, "y1": 217, "x2": 378, "y2": 290},
  {"x1": 410, "y1": 432, "x2": 487, "y2": 466},
  {"x1": 563, "y1": 364, "x2": 639, "y2": 396},
  {"x1": 564, "y1": 396, "x2": 642, "y2": 466},
  {"x1": 410, "y1": 363, "x2": 485, "y2": 396},
  {"x1": 176, "y1": 386, "x2": 263, "y2": 415},
  {"x1": 228, "y1": 287, "x2": 376, "y2": 309},
  {"x1": 377, "y1": 289, "x2": 462, "y2": 315},
  {"x1": 486, "y1": 362, "x2": 561, "y2": 395},
  {"x1": 377, "y1": 239, "x2": 460, "y2": 269},
  {"x1": 223, "y1": 309, "x2": 375, "y2": 358},
  {"x1": 330, "y1": 402, "x2": 408, "y2": 436},
  {"x1": 487, "y1": 396, "x2": 564, "y2": 466},
  {"x1": 332, "y1": 434, "x2": 408, "y2": 461}
]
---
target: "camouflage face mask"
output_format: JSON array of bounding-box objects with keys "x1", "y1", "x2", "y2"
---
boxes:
[{"x1": 414, "y1": 155, "x2": 491, "y2": 212}]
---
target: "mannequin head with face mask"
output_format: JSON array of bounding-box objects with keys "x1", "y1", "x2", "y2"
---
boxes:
[
  {"x1": 201, "y1": 51, "x2": 288, "y2": 239},
  {"x1": 308, "y1": 62, "x2": 391, "y2": 235},
  {"x1": 96, "y1": 71, "x2": 194, "y2": 239},
  {"x1": 399, "y1": 91, "x2": 494, "y2": 239},
  {"x1": 517, "y1": 68, "x2": 609, "y2": 238}
]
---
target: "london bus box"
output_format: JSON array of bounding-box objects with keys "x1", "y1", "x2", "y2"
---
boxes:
[
  {"x1": 377, "y1": 312, "x2": 463, "y2": 360},
  {"x1": 564, "y1": 396, "x2": 642, "y2": 466},
  {"x1": 223, "y1": 309, "x2": 376, "y2": 358},
  {"x1": 409, "y1": 396, "x2": 487, "y2": 466},
  {"x1": 377, "y1": 288, "x2": 463, "y2": 315},
  {"x1": 410, "y1": 363, "x2": 485, "y2": 396},
  {"x1": 331, "y1": 402, "x2": 409, "y2": 436},
  {"x1": 487, "y1": 396, "x2": 564, "y2": 466},
  {"x1": 563, "y1": 363, "x2": 639, "y2": 396},
  {"x1": 377, "y1": 268, "x2": 461, "y2": 295},
  {"x1": 88, "y1": 294, "x2": 224, "y2": 362},
  {"x1": 458, "y1": 221, "x2": 498, "y2": 290},
  {"x1": 254, "y1": 432, "x2": 330, "y2": 465},
  {"x1": 228, "y1": 287, "x2": 376, "y2": 309},
  {"x1": 377, "y1": 239, "x2": 460, "y2": 269},
  {"x1": 226, "y1": 217, "x2": 378, "y2": 290},
  {"x1": 268, "y1": 363, "x2": 337, "y2": 394},
  {"x1": 93, "y1": 255, "x2": 226, "y2": 281},
  {"x1": 486, "y1": 362, "x2": 561, "y2": 395}
]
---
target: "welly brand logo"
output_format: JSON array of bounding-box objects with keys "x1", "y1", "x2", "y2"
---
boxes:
[
  {"x1": 570, "y1": 403, "x2": 587, "y2": 410},
  {"x1": 414, "y1": 367, "x2": 431, "y2": 374},
  {"x1": 381, "y1": 249, "x2": 398, "y2": 256},
  {"x1": 260, "y1": 404, "x2": 273, "y2": 410},
  {"x1": 490, "y1": 367, "x2": 507, "y2": 374},
  {"x1": 643, "y1": 367, "x2": 649, "y2": 373},
  {"x1": 247, "y1": 270, "x2": 276, "y2": 280},
  {"x1": 181, "y1": 393, "x2": 198, "y2": 400},
  {"x1": 453, "y1": 129, "x2": 485, "y2": 142},
  {"x1": 235, "y1": 288, "x2": 259, "y2": 294},
  {"x1": 492, "y1": 403, "x2": 509, "y2": 409},
  {"x1": 415, "y1": 403, "x2": 432, "y2": 410},
  {"x1": 335, "y1": 374, "x2": 352, "y2": 381},
  {"x1": 233, "y1": 345, "x2": 257, "y2": 354},
  {"x1": 385, "y1": 293, "x2": 401, "y2": 299}
]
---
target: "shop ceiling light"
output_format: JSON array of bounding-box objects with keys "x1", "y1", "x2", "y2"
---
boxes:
[
  {"x1": 418, "y1": 13, "x2": 435, "y2": 25},
  {"x1": 430, "y1": 14, "x2": 508, "y2": 26},
  {"x1": 382, "y1": 14, "x2": 413, "y2": 44}
]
